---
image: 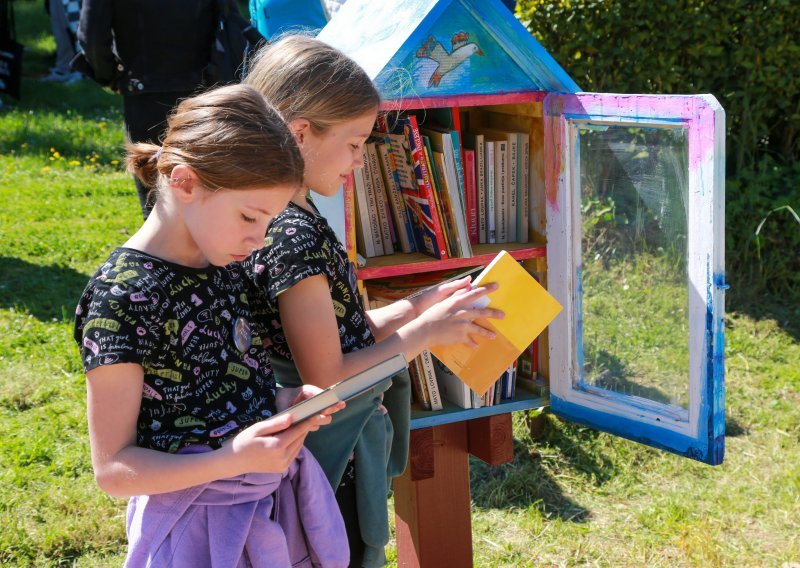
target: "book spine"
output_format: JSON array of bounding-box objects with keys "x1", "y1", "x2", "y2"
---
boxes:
[
  {"x1": 377, "y1": 141, "x2": 415, "y2": 253},
  {"x1": 450, "y1": 130, "x2": 466, "y2": 206},
  {"x1": 485, "y1": 141, "x2": 496, "y2": 244},
  {"x1": 361, "y1": 147, "x2": 385, "y2": 256},
  {"x1": 425, "y1": 146, "x2": 454, "y2": 258},
  {"x1": 476, "y1": 136, "x2": 486, "y2": 244},
  {"x1": 405, "y1": 116, "x2": 449, "y2": 259},
  {"x1": 495, "y1": 140, "x2": 508, "y2": 243},
  {"x1": 353, "y1": 167, "x2": 376, "y2": 258},
  {"x1": 419, "y1": 349, "x2": 443, "y2": 411},
  {"x1": 464, "y1": 149, "x2": 478, "y2": 245},
  {"x1": 408, "y1": 356, "x2": 431, "y2": 410},
  {"x1": 366, "y1": 142, "x2": 395, "y2": 253},
  {"x1": 440, "y1": 142, "x2": 472, "y2": 258},
  {"x1": 507, "y1": 135, "x2": 518, "y2": 244},
  {"x1": 518, "y1": 133, "x2": 530, "y2": 243}
]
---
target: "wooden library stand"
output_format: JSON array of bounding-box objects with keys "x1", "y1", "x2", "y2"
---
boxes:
[{"x1": 394, "y1": 413, "x2": 514, "y2": 567}]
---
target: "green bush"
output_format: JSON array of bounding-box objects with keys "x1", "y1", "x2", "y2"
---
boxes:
[
  {"x1": 518, "y1": 0, "x2": 800, "y2": 171},
  {"x1": 518, "y1": 0, "x2": 800, "y2": 298}
]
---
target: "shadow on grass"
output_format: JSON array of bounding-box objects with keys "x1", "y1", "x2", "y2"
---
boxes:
[
  {"x1": 470, "y1": 416, "x2": 610, "y2": 522},
  {"x1": 0, "y1": 256, "x2": 88, "y2": 321}
]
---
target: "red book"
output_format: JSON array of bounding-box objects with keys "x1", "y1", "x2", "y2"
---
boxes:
[{"x1": 463, "y1": 149, "x2": 478, "y2": 245}]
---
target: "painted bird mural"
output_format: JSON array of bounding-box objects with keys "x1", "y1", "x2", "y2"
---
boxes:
[{"x1": 415, "y1": 31, "x2": 484, "y2": 87}]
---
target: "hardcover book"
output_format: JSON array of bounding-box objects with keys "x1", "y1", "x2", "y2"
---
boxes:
[
  {"x1": 272, "y1": 354, "x2": 408, "y2": 424},
  {"x1": 429, "y1": 250, "x2": 563, "y2": 395}
]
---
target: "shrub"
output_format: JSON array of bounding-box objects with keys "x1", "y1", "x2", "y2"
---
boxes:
[
  {"x1": 517, "y1": 0, "x2": 800, "y2": 171},
  {"x1": 518, "y1": 0, "x2": 800, "y2": 298}
]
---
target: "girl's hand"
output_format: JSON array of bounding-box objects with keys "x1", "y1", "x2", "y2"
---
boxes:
[
  {"x1": 410, "y1": 276, "x2": 474, "y2": 316},
  {"x1": 227, "y1": 389, "x2": 344, "y2": 474},
  {"x1": 417, "y1": 283, "x2": 504, "y2": 348}
]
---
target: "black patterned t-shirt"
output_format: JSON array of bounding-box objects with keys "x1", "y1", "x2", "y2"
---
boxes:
[
  {"x1": 242, "y1": 200, "x2": 375, "y2": 362},
  {"x1": 74, "y1": 248, "x2": 276, "y2": 453}
]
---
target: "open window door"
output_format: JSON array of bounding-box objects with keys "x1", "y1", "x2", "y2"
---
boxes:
[{"x1": 544, "y1": 93, "x2": 726, "y2": 465}]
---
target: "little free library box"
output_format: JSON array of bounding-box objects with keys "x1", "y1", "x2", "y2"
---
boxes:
[{"x1": 315, "y1": 0, "x2": 726, "y2": 565}]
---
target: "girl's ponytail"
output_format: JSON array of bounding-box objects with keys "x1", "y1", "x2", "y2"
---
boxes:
[{"x1": 125, "y1": 142, "x2": 162, "y2": 189}]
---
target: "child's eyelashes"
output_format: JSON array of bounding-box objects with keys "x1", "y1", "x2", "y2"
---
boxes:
[{"x1": 241, "y1": 213, "x2": 257, "y2": 224}]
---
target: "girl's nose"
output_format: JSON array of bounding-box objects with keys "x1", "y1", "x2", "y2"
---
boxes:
[{"x1": 353, "y1": 149, "x2": 364, "y2": 169}]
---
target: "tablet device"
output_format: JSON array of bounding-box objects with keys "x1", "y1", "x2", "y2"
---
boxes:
[{"x1": 273, "y1": 353, "x2": 408, "y2": 424}]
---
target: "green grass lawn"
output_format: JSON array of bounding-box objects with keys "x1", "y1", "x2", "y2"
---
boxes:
[{"x1": 1, "y1": 4, "x2": 799, "y2": 566}]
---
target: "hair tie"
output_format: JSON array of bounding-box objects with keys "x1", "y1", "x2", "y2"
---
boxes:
[{"x1": 154, "y1": 146, "x2": 163, "y2": 161}]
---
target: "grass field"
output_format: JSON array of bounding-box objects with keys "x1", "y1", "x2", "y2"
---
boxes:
[{"x1": 1, "y1": 3, "x2": 799, "y2": 566}]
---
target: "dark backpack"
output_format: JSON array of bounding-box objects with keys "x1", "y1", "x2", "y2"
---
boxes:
[{"x1": 203, "y1": 0, "x2": 265, "y2": 86}]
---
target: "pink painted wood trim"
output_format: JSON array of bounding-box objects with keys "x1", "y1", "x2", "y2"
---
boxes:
[
  {"x1": 381, "y1": 91, "x2": 546, "y2": 112},
  {"x1": 357, "y1": 244, "x2": 546, "y2": 280}
]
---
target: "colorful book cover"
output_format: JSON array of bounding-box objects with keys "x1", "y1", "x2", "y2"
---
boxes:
[
  {"x1": 430, "y1": 250, "x2": 563, "y2": 395},
  {"x1": 375, "y1": 137, "x2": 416, "y2": 253},
  {"x1": 397, "y1": 116, "x2": 448, "y2": 259},
  {"x1": 424, "y1": 142, "x2": 454, "y2": 257}
]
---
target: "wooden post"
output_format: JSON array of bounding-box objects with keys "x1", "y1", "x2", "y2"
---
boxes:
[
  {"x1": 394, "y1": 422, "x2": 472, "y2": 567},
  {"x1": 467, "y1": 414, "x2": 514, "y2": 465},
  {"x1": 394, "y1": 415, "x2": 515, "y2": 567}
]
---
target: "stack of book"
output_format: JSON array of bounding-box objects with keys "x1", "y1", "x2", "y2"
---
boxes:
[{"x1": 352, "y1": 115, "x2": 531, "y2": 261}]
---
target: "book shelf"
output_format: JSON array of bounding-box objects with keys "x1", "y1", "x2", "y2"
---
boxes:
[
  {"x1": 342, "y1": 81, "x2": 554, "y2": 568},
  {"x1": 356, "y1": 241, "x2": 545, "y2": 280}
]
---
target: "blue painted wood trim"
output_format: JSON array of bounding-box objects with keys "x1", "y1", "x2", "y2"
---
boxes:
[
  {"x1": 551, "y1": 396, "x2": 721, "y2": 465},
  {"x1": 410, "y1": 389, "x2": 547, "y2": 430}
]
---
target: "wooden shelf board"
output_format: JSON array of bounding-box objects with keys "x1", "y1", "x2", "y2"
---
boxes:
[
  {"x1": 410, "y1": 387, "x2": 549, "y2": 430},
  {"x1": 357, "y1": 242, "x2": 546, "y2": 280}
]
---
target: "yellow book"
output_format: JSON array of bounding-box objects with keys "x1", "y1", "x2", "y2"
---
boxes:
[{"x1": 429, "y1": 250, "x2": 563, "y2": 395}]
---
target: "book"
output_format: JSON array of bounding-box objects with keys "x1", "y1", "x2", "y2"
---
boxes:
[
  {"x1": 360, "y1": 147, "x2": 385, "y2": 256},
  {"x1": 422, "y1": 127, "x2": 472, "y2": 258},
  {"x1": 353, "y1": 166, "x2": 378, "y2": 258},
  {"x1": 463, "y1": 149, "x2": 478, "y2": 245},
  {"x1": 479, "y1": 130, "x2": 511, "y2": 243},
  {"x1": 376, "y1": 137, "x2": 416, "y2": 253},
  {"x1": 463, "y1": 133, "x2": 486, "y2": 244},
  {"x1": 397, "y1": 116, "x2": 448, "y2": 259},
  {"x1": 485, "y1": 140, "x2": 497, "y2": 244},
  {"x1": 432, "y1": 355, "x2": 472, "y2": 409},
  {"x1": 429, "y1": 250, "x2": 563, "y2": 395},
  {"x1": 365, "y1": 142, "x2": 395, "y2": 253},
  {"x1": 517, "y1": 132, "x2": 530, "y2": 243},
  {"x1": 418, "y1": 348, "x2": 443, "y2": 411},
  {"x1": 272, "y1": 354, "x2": 408, "y2": 424},
  {"x1": 408, "y1": 355, "x2": 432, "y2": 410}
]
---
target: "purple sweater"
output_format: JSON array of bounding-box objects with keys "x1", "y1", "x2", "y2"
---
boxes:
[{"x1": 124, "y1": 447, "x2": 348, "y2": 567}]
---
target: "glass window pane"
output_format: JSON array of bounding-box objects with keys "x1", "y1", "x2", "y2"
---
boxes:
[{"x1": 576, "y1": 124, "x2": 690, "y2": 411}]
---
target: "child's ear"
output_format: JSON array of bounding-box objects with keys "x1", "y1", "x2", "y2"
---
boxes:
[
  {"x1": 288, "y1": 118, "x2": 312, "y2": 146},
  {"x1": 168, "y1": 165, "x2": 201, "y2": 203}
]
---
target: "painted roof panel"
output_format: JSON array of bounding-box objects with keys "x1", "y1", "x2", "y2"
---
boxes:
[{"x1": 317, "y1": 0, "x2": 580, "y2": 100}]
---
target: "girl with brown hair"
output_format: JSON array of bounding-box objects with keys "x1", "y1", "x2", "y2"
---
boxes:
[
  {"x1": 74, "y1": 83, "x2": 348, "y2": 567},
  {"x1": 243, "y1": 36, "x2": 502, "y2": 567}
]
